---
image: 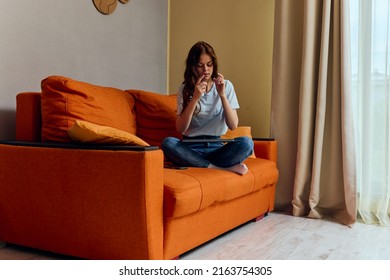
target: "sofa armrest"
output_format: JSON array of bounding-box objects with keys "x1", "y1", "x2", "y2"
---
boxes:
[
  {"x1": 0, "y1": 140, "x2": 159, "y2": 151},
  {"x1": 0, "y1": 142, "x2": 164, "y2": 259},
  {"x1": 253, "y1": 138, "x2": 278, "y2": 164}
]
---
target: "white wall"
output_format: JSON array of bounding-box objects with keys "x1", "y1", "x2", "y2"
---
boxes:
[{"x1": 0, "y1": 0, "x2": 168, "y2": 140}]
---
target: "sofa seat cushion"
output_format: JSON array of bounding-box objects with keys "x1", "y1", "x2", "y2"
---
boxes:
[
  {"x1": 41, "y1": 76, "x2": 137, "y2": 142},
  {"x1": 163, "y1": 158, "x2": 278, "y2": 218}
]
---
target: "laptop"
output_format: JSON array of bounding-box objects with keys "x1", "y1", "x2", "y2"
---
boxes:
[{"x1": 181, "y1": 138, "x2": 235, "y2": 143}]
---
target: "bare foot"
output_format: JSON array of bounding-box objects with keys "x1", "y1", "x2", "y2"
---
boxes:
[{"x1": 208, "y1": 163, "x2": 248, "y2": 175}]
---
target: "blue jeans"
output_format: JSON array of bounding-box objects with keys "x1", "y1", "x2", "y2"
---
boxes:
[{"x1": 161, "y1": 136, "x2": 254, "y2": 168}]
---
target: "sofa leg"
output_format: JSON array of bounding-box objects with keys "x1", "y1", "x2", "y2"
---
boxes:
[{"x1": 253, "y1": 214, "x2": 266, "y2": 222}]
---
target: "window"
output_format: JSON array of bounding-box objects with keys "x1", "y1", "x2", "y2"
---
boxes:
[{"x1": 350, "y1": 0, "x2": 390, "y2": 225}]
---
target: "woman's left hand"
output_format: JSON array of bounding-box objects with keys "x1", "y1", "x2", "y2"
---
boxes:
[
  {"x1": 213, "y1": 73, "x2": 225, "y2": 96},
  {"x1": 213, "y1": 73, "x2": 238, "y2": 129}
]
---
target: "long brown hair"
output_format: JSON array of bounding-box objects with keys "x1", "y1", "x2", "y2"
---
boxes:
[{"x1": 181, "y1": 41, "x2": 219, "y2": 114}]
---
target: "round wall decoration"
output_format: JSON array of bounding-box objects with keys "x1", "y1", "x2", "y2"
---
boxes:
[
  {"x1": 93, "y1": 0, "x2": 129, "y2": 15},
  {"x1": 93, "y1": 0, "x2": 117, "y2": 15}
]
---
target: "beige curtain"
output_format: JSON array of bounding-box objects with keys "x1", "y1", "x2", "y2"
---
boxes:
[{"x1": 271, "y1": 0, "x2": 356, "y2": 226}]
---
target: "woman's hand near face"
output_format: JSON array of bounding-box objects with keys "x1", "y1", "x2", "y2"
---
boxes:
[
  {"x1": 176, "y1": 74, "x2": 207, "y2": 134},
  {"x1": 213, "y1": 73, "x2": 225, "y2": 96},
  {"x1": 213, "y1": 73, "x2": 238, "y2": 130},
  {"x1": 194, "y1": 74, "x2": 207, "y2": 100}
]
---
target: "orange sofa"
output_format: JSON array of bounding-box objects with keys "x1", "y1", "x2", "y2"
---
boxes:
[{"x1": 0, "y1": 76, "x2": 278, "y2": 260}]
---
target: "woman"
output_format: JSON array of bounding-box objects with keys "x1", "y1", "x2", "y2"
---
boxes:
[{"x1": 162, "y1": 41, "x2": 253, "y2": 175}]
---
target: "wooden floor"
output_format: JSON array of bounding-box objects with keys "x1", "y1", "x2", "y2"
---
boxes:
[{"x1": 1, "y1": 212, "x2": 390, "y2": 260}]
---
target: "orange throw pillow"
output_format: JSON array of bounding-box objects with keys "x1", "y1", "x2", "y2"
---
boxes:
[
  {"x1": 126, "y1": 90, "x2": 180, "y2": 147},
  {"x1": 41, "y1": 76, "x2": 136, "y2": 142}
]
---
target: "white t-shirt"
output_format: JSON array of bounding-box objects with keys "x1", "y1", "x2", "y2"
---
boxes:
[{"x1": 177, "y1": 80, "x2": 239, "y2": 137}]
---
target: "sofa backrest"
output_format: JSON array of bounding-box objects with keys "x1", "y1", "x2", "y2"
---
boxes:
[
  {"x1": 16, "y1": 76, "x2": 180, "y2": 147},
  {"x1": 16, "y1": 92, "x2": 42, "y2": 142},
  {"x1": 16, "y1": 76, "x2": 254, "y2": 148}
]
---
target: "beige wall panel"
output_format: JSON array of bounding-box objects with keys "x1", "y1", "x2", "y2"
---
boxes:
[{"x1": 169, "y1": 0, "x2": 274, "y2": 137}]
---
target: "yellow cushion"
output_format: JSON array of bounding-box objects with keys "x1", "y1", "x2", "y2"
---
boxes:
[
  {"x1": 221, "y1": 126, "x2": 256, "y2": 158},
  {"x1": 68, "y1": 120, "x2": 150, "y2": 146}
]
